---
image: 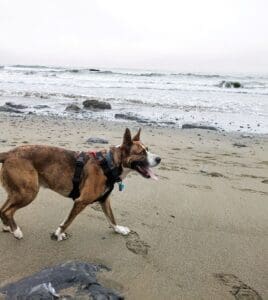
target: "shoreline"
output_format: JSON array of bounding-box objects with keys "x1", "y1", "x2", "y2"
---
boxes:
[
  {"x1": 0, "y1": 112, "x2": 267, "y2": 299},
  {"x1": 1, "y1": 111, "x2": 268, "y2": 139}
]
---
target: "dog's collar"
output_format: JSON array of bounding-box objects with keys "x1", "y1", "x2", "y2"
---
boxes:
[{"x1": 94, "y1": 150, "x2": 123, "y2": 187}]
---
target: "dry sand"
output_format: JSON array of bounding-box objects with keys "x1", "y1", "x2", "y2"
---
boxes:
[{"x1": 0, "y1": 113, "x2": 267, "y2": 299}]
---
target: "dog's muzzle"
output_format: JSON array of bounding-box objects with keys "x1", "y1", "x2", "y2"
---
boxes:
[{"x1": 130, "y1": 160, "x2": 159, "y2": 180}]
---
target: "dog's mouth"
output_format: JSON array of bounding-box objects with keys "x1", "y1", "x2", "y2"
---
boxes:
[{"x1": 131, "y1": 161, "x2": 158, "y2": 180}]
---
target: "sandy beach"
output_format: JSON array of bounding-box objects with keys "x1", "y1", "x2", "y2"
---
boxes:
[{"x1": 0, "y1": 113, "x2": 267, "y2": 299}]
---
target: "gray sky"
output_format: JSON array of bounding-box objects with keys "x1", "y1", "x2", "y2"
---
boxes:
[{"x1": 1, "y1": 0, "x2": 268, "y2": 72}]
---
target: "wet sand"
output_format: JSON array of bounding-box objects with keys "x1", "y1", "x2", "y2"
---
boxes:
[{"x1": 0, "y1": 113, "x2": 267, "y2": 299}]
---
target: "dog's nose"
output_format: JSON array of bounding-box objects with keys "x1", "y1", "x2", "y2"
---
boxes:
[{"x1": 155, "y1": 156, "x2": 161, "y2": 164}]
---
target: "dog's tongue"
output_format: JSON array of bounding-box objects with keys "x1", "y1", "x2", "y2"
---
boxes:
[{"x1": 147, "y1": 168, "x2": 158, "y2": 180}]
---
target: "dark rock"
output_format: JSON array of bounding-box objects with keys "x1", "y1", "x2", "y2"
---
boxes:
[
  {"x1": 87, "y1": 137, "x2": 109, "y2": 144},
  {"x1": 89, "y1": 68, "x2": 100, "y2": 72},
  {"x1": 161, "y1": 121, "x2": 176, "y2": 125},
  {"x1": 182, "y1": 123, "x2": 218, "y2": 131},
  {"x1": 200, "y1": 170, "x2": 224, "y2": 177},
  {"x1": 241, "y1": 134, "x2": 253, "y2": 139},
  {"x1": 233, "y1": 143, "x2": 247, "y2": 148},
  {"x1": 114, "y1": 113, "x2": 148, "y2": 123},
  {"x1": 83, "y1": 98, "x2": 111, "y2": 110},
  {"x1": 33, "y1": 105, "x2": 50, "y2": 109},
  {"x1": 65, "y1": 104, "x2": 81, "y2": 112},
  {"x1": 0, "y1": 261, "x2": 123, "y2": 300},
  {"x1": 262, "y1": 179, "x2": 268, "y2": 184},
  {"x1": 219, "y1": 81, "x2": 243, "y2": 88},
  {"x1": 5, "y1": 102, "x2": 28, "y2": 109},
  {"x1": 0, "y1": 105, "x2": 23, "y2": 113}
]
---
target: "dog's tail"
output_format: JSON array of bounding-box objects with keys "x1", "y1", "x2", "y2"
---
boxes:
[{"x1": 0, "y1": 152, "x2": 8, "y2": 163}]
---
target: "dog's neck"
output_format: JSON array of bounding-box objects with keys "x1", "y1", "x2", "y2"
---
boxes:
[{"x1": 109, "y1": 146, "x2": 132, "y2": 180}]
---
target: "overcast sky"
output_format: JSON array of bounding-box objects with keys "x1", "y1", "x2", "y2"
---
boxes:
[{"x1": 0, "y1": 0, "x2": 267, "y2": 73}]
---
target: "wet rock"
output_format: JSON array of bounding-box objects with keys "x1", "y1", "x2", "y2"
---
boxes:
[
  {"x1": 65, "y1": 103, "x2": 81, "y2": 112},
  {"x1": 219, "y1": 81, "x2": 243, "y2": 88},
  {"x1": 114, "y1": 113, "x2": 148, "y2": 123},
  {"x1": 161, "y1": 121, "x2": 176, "y2": 125},
  {"x1": 83, "y1": 98, "x2": 111, "y2": 110},
  {"x1": 87, "y1": 137, "x2": 109, "y2": 144},
  {"x1": 33, "y1": 105, "x2": 50, "y2": 109},
  {"x1": 5, "y1": 102, "x2": 28, "y2": 109},
  {"x1": 200, "y1": 170, "x2": 224, "y2": 177},
  {"x1": 233, "y1": 143, "x2": 247, "y2": 148},
  {"x1": 0, "y1": 105, "x2": 23, "y2": 113},
  {"x1": 0, "y1": 261, "x2": 123, "y2": 300},
  {"x1": 182, "y1": 123, "x2": 218, "y2": 131}
]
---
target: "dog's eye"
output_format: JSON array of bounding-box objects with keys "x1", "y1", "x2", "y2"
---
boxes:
[{"x1": 145, "y1": 147, "x2": 149, "y2": 151}]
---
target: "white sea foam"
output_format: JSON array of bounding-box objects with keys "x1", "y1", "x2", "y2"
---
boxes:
[{"x1": 0, "y1": 65, "x2": 268, "y2": 133}]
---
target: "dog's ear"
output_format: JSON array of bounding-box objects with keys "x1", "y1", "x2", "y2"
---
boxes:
[
  {"x1": 123, "y1": 128, "x2": 132, "y2": 147},
  {"x1": 132, "y1": 128, "x2": 141, "y2": 141}
]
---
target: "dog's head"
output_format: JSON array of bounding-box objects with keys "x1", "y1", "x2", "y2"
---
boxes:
[{"x1": 119, "y1": 128, "x2": 161, "y2": 180}]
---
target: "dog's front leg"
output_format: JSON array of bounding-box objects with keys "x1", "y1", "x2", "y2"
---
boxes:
[
  {"x1": 100, "y1": 197, "x2": 130, "y2": 235},
  {"x1": 52, "y1": 198, "x2": 88, "y2": 241}
]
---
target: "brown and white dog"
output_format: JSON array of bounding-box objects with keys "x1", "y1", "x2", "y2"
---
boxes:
[{"x1": 0, "y1": 128, "x2": 161, "y2": 241}]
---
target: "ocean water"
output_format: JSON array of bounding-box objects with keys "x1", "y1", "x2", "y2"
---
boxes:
[{"x1": 0, "y1": 65, "x2": 268, "y2": 133}]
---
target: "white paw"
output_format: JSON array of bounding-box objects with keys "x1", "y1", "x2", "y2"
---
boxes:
[
  {"x1": 113, "y1": 225, "x2": 130, "y2": 235},
  {"x1": 57, "y1": 232, "x2": 67, "y2": 241},
  {"x1": 54, "y1": 227, "x2": 67, "y2": 241},
  {"x1": 2, "y1": 225, "x2": 11, "y2": 232},
  {"x1": 13, "y1": 227, "x2": 23, "y2": 239}
]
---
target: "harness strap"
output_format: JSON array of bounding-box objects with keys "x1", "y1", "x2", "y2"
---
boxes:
[
  {"x1": 68, "y1": 150, "x2": 122, "y2": 202},
  {"x1": 68, "y1": 152, "x2": 86, "y2": 200}
]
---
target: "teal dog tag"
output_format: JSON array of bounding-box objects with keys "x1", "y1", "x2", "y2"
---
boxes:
[{"x1": 118, "y1": 181, "x2": 125, "y2": 192}]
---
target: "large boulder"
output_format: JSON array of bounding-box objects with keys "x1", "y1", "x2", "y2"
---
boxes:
[{"x1": 83, "y1": 98, "x2": 111, "y2": 110}]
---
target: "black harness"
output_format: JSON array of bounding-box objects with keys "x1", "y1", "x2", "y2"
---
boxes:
[{"x1": 68, "y1": 151, "x2": 122, "y2": 202}]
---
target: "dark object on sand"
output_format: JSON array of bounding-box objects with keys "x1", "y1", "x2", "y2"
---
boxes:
[
  {"x1": 233, "y1": 143, "x2": 247, "y2": 148},
  {"x1": 219, "y1": 81, "x2": 243, "y2": 88},
  {"x1": 115, "y1": 113, "x2": 148, "y2": 123},
  {"x1": 86, "y1": 137, "x2": 109, "y2": 144},
  {"x1": 5, "y1": 102, "x2": 28, "y2": 109},
  {"x1": 182, "y1": 123, "x2": 218, "y2": 131},
  {"x1": 65, "y1": 103, "x2": 81, "y2": 112},
  {"x1": 83, "y1": 98, "x2": 111, "y2": 110},
  {"x1": 0, "y1": 105, "x2": 23, "y2": 114},
  {"x1": 0, "y1": 261, "x2": 123, "y2": 300},
  {"x1": 33, "y1": 104, "x2": 50, "y2": 109},
  {"x1": 200, "y1": 170, "x2": 224, "y2": 177}
]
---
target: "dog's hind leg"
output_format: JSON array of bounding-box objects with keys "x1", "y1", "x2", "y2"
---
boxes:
[
  {"x1": 0, "y1": 198, "x2": 12, "y2": 232},
  {"x1": 101, "y1": 197, "x2": 130, "y2": 235},
  {"x1": 0, "y1": 159, "x2": 39, "y2": 239}
]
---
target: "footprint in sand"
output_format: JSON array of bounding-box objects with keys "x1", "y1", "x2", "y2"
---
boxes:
[
  {"x1": 125, "y1": 231, "x2": 150, "y2": 256},
  {"x1": 214, "y1": 273, "x2": 263, "y2": 300}
]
